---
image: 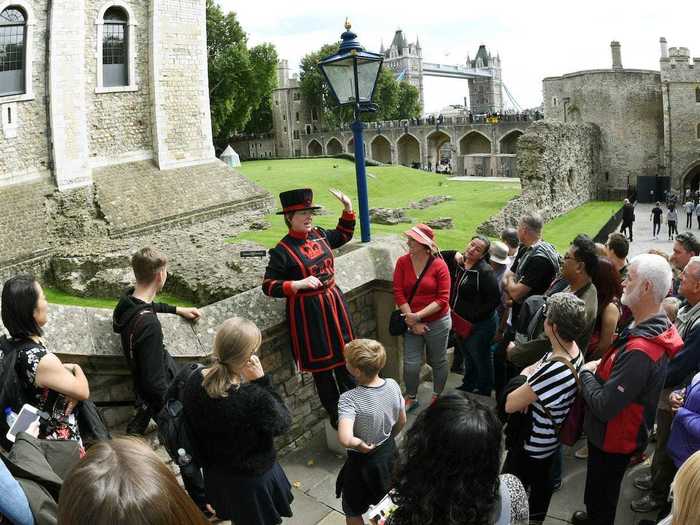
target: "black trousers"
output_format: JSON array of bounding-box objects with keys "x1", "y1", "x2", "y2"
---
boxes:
[
  {"x1": 313, "y1": 366, "x2": 355, "y2": 424},
  {"x1": 653, "y1": 220, "x2": 661, "y2": 236},
  {"x1": 651, "y1": 408, "x2": 677, "y2": 502},
  {"x1": 502, "y1": 447, "x2": 555, "y2": 522},
  {"x1": 584, "y1": 442, "x2": 631, "y2": 525},
  {"x1": 687, "y1": 213, "x2": 693, "y2": 228}
]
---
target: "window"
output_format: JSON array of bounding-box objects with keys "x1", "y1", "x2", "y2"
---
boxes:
[
  {"x1": 96, "y1": 2, "x2": 137, "y2": 92},
  {"x1": 293, "y1": 130, "x2": 299, "y2": 140},
  {"x1": 696, "y1": 87, "x2": 700, "y2": 103},
  {"x1": 305, "y1": 124, "x2": 311, "y2": 135},
  {"x1": 552, "y1": 97, "x2": 558, "y2": 107},
  {"x1": 295, "y1": 112, "x2": 299, "y2": 122},
  {"x1": 0, "y1": 6, "x2": 26, "y2": 97},
  {"x1": 283, "y1": 114, "x2": 286, "y2": 121},
  {"x1": 311, "y1": 107, "x2": 318, "y2": 121},
  {"x1": 293, "y1": 92, "x2": 300, "y2": 101},
  {"x1": 102, "y1": 7, "x2": 127, "y2": 86},
  {"x1": 697, "y1": 123, "x2": 700, "y2": 140}
]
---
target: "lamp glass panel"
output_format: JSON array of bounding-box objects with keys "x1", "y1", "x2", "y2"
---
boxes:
[
  {"x1": 322, "y1": 61, "x2": 355, "y2": 104},
  {"x1": 356, "y1": 59, "x2": 381, "y2": 102}
]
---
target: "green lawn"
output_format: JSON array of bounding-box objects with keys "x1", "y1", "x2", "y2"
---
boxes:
[
  {"x1": 234, "y1": 158, "x2": 521, "y2": 250},
  {"x1": 543, "y1": 201, "x2": 621, "y2": 252},
  {"x1": 44, "y1": 287, "x2": 195, "y2": 310}
]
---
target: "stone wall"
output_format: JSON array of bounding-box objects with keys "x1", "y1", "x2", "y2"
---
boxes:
[
  {"x1": 3, "y1": 239, "x2": 407, "y2": 452},
  {"x1": 0, "y1": 0, "x2": 52, "y2": 187},
  {"x1": 660, "y1": 46, "x2": 700, "y2": 190},
  {"x1": 85, "y1": 0, "x2": 153, "y2": 164},
  {"x1": 478, "y1": 121, "x2": 601, "y2": 235},
  {"x1": 150, "y1": 0, "x2": 214, "y2": 168},
  {"x1": 543, "y1": 69, "x2": 663, "y2": 197}
]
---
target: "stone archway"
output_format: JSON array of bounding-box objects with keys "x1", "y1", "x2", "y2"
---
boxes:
[
  {"x1": 426, "y1": 130, "x2": 452, "y2": 171},
  {"x1": 326, "y1": 137, "x2": 343, "y2": 155},
  {"x1": 397, "y1": 134, "x2": 420, "y2": 167},
  {"x1": 459, "y1": 131, "x2": 491, "y2": 155},
  {"x1": 499, "y1": 130, "x2": 524, "y2": 155},
  {"x1": 307, "y1": 139, "x2": 323, "y2": 156},
  {"x1": 371, "y1": 135, "x2": 392, "y2": 164},
  {"x1": 347, "y1": 137, "x2": 367, "y2": 156},
  {"x1": 682, "y1": 161, "x2": 700, "y2": 194}
]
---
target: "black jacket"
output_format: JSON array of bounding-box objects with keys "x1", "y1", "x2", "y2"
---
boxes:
[
  {"x1": 622, "y1": 203, "x2": 635, "y2": 223},
  {"x1": 183, "y1": 371, "x2": 291, "y2": 476},
  {"x1": 443, "y1": 251, "x2": 500, "y2": 323},
  {"x1": 112, "y1": 288, "x2": 178, "y2": 413}
]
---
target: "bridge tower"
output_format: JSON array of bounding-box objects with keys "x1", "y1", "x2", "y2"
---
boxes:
[
  {"x1": 467, "y1": 45, "x2": 502, "y2": 114},
  {"x1": 382, "y1": 30, "x2": 424, "y2": 108}
]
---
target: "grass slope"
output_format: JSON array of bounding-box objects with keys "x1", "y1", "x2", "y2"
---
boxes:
[
  {"x1": 234, "y1": 158, "x2": 520, "y2": 250},
  {"x1": 44, "y1": 287, "x2": 195, "y2": 310},
  {"x1": 543, "y1": 201, "x2": 620, "y2": 252}
]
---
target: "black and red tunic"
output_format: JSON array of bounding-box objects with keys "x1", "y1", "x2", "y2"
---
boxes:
[{"x1": 262, "y1": 211, "x2": 356, "y2": 372}]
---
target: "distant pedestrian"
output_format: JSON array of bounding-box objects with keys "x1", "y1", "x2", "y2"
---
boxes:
[
  {"x1": 650, "y1": 189, "x2": 655, "y2": 202},
  {"x1": 695, "y1": 201, "x2": 700, "y2": 229},
  {"x1": 685, "y1": 200, "x2": 695, "y2": 229},
  {"x1": 651, "y1": 202, "x2": 663, "y2": 240},
  {"x1": 620, "y1": 199, "x2": 635, "y2": 242},
  {"x1": 668, "y1": 205, "x2": 679, "y2": 240}
]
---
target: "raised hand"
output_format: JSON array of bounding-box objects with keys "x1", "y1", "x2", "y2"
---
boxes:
[{"x1": 329, "y1": 188, "x2": 352, "y2": 211}]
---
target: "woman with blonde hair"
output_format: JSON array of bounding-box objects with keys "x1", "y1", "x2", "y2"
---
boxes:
[
  {"x1": 58, "y1": 437, "x2": 208, "y2": 524},
  {"x1": 183, "y1": 317, "x2": 293, "y2": 524},
  {"x1": 658, "y1": 450, "x2": 700, "y2": 524}
]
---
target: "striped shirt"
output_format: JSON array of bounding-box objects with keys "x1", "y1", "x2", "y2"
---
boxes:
[
  {"x1": 338, "y1": 378, "x2": 404, "y2": 446},
  {"x1": 524, "y1": 351, "x2": 583, "y2": 459}
]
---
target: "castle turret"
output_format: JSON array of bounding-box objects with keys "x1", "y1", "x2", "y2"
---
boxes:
[
  {"x1": 660, "y1": 37, "x2": 668, "y2": 59},
  {"x1": 611, "y1": 41, "x2": 623, "y2": 70}
]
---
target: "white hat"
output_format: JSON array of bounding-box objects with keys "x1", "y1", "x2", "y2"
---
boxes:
[{"x1": 490, "y1": 241, "x2": 509, "y2": 265}]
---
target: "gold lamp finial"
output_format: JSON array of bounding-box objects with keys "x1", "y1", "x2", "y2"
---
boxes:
[{"x1": 344, "y1": 18, "x2": 351, "y2": 30}]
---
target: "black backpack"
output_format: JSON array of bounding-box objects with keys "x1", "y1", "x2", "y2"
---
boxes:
[
  {"x1": 0, "y1": 336, "x2": 37, "y2": 450},
  {"x1": 155, "y1": 362, "x2": 203, "y2": 468}
]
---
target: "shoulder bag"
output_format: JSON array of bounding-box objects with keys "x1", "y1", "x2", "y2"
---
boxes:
[
  {"x1": 540, "y1": 355, "x2": 584, "y2": 447},
  {"x1": 389, "y1": 257, "x2": 434, "y2": 336}
]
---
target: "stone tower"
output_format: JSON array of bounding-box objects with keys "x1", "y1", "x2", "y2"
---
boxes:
[
  {"x1": 382, "y1": 30, "x2": 424, "y2": 108},
  {"x1": 659, "y1": 39, "x2": 700, "y2": 191},
  {"x1": 467, "y1": 45, "x2": 502, "y2": 114}
]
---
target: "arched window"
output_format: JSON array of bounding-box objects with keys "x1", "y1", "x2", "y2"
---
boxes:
[
  {"x1": 102, "y1": 7, "x2": 127, "y2": 86},
  {"x1": 96, "y1": 2, "x2": 137, "y2": 92},
  {"x1": 0, "y1": 6, "x2": 26, "y2": 96}
]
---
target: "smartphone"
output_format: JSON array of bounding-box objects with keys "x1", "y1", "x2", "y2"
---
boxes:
[{"x1": 6, "y1": 404, "x2": 40, "y2": 443}]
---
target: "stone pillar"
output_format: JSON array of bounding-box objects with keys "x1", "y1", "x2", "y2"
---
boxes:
[
  {"x1": 611, "y1": 41, "x2": 623, "y2": 70},
  {"x1": 49, "y1": 0, "x2": 91, "y2": 190},
  {"x1": 373, "y1": 285, "x2": 404, "y2": 384},
  {"x1": 150, "y1": 0, "x2": 215, "y2": 169}
]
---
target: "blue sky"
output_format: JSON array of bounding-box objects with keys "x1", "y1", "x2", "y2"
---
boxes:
[{"x1": 221, "y1": 0, "x2": 699, "y2": 114}]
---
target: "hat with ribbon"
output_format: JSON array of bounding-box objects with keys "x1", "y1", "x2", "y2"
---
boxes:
[
  {"x1": 404, "y1": 224, "x2": 436, "y2": 248},
  {"x1": 276, "y1": 188, "x2": 322, "y2": 215}
]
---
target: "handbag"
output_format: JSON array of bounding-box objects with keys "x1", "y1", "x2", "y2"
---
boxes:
[
  {"x1": 451, "y1": 310, "x2": 473, "y2": 339},
  {"x1": 389, "y1": 257, "x2": 435, "y2": 336},
  {"x1": 540, "y1": 355, "x2": 584, "y2": 447}
]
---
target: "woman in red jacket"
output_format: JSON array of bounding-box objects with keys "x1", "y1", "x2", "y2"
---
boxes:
[{"x1": 392, "y1": 224, "x2": 451, "y2": 411}]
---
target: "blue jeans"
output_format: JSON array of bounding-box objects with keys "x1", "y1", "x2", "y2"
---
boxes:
[
  {"x1": 459, "y1": 312, "x2": 498, "y2": 395},
  {"x1": 0, "y1": 460, "x2": 34, "y2": 525}
]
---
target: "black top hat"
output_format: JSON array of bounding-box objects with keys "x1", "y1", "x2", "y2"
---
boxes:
[{"x1": 276, "y1": 188, "x2": 322, "y2": 215}]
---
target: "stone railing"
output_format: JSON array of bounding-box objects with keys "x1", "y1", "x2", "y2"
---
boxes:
[{"x1": 31, "y1": 238, "x2": 408, "y2": 453}]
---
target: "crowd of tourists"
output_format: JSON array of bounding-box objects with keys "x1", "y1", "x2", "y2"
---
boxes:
[{"x1": 3, "y1": 188, "x2": 700, "y2": 525}]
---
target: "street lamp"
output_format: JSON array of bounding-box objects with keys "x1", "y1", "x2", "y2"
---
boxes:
[{"x1": 319, "y1": 19, "x2": 383, "y2": 242}]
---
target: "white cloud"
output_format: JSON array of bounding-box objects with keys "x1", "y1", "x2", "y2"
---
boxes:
[{"x1": 219, "y1": 0, "x2": 699, "y2": 113}]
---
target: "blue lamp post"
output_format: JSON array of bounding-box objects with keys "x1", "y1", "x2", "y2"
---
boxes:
[{"x1": 318, "y1": 20, "x2": 383, "y2": 242}]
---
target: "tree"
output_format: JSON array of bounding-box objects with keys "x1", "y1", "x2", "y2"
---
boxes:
[
  {"x1": 299, "y1": 43, "x2": 422, "y2": 126},
  {"x1": 393, "y1": 81, "x2": 422, "y2": 120},
  {"x1": 206, "y1": 1, "x2": 277, "y2": 147},
  {"x1": 243, "y1": 43, "x2": 278, "y2": 134}
]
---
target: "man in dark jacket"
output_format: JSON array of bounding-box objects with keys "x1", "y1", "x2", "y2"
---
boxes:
[
  {"x1": 112, "y1": 247, "x2": 205, "y2": 509},
  {"x1": 571, "y1": 254, "x2": 683, "y2": 525},
  {"x1": 113, "y1": 247, "x2": 201, "y2": 425},
  {"x1": 620, "y1": 199, "x2": 635, "y2": 242},
  {"x1": 631, "y1": 256, "x2": 700, "y2": 515}
]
